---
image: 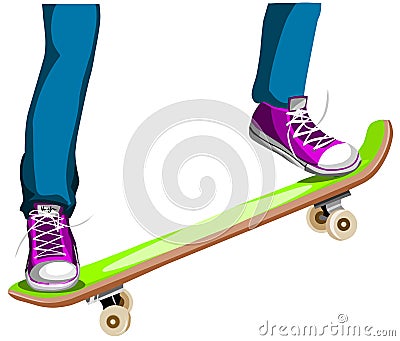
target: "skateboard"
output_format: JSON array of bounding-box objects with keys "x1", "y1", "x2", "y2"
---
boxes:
[{"x1": 9, "y1": 120, "x2": 392, "y2": 336}]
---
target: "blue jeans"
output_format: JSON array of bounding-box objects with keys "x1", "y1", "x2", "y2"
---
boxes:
[
  {"x1": 20, "y1": 4, "x2": 100, "y2": 218},
  {"x1": 252, "y1": 3, "x2": 321, "y2": 107}
]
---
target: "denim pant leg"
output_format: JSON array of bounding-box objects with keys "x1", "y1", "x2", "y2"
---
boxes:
[
  {"x1": 252, "y1": 3, "x2": 321, "y2": 107},
  {"x1": 20, "y1": 4, "x2": 100, "y2": 218}
]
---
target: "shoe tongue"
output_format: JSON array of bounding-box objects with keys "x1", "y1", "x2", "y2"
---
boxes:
[
  {"x1": 34, "y1": 204, "x2": 62, "y2": 214},
  {"x1": 289, "y1": 96, "x2": 307, "y2": 111}
]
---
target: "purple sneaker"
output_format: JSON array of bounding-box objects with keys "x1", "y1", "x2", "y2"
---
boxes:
[
  {"x1": 249, "y1": 96, "x2": 361, "y2": 176},
  {"x1": 25, "y1": 203, "x2": 79, "y2": 291}
]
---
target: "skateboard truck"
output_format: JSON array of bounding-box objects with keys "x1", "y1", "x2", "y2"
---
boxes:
[
  {"x1": 86, "y1": 285, "x2": 123, "y2": 306},
  {"x1": 315, "y1": 191, "x2": 351, "y2": 218},
  {"x1": 87, "y1": 286, "x2": 133, "y2": 336},
  {"x1": 306, "y1": 191, "x2": 357, "y2": 240}
]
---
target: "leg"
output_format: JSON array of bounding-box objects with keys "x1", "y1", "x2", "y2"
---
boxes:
[
  {"x1": 22, "y1": 4, "x2": 100, "y2": 291},
  {"x1": 20, "y1": 4, "x2": 100, "y2": 218},
  {"x1": 249, "y1": 3, "x2": 360, "y2": 176},
  {"x1": 252, "y1": 3, "x2": 320, "y2": 107}
]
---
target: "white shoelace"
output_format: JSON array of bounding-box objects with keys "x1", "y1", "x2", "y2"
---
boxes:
[
  {"x1": 15, "y1": 213, "x2": 92, "y2": 258},
  {"x1": 26, "y1": 210, "x2": 68, "y2": 259},
  {"x1": 286, "y1": 109, "x2": 336, "y2": 152}
]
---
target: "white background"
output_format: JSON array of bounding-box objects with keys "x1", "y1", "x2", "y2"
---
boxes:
[{"x1": 0, "y1": 0, "x2": 399, "y2": 339}]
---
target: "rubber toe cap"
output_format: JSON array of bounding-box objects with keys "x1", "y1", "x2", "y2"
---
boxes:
[{"x1": 318, "y1": 142, "x2": 360, "y2": 171}]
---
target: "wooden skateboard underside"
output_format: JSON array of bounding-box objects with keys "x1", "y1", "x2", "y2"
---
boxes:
[{"x1": 9, "y1": 120, "x2": 393, "y2": 308}]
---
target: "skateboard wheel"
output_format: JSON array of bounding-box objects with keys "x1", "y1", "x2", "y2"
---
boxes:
[
  {"x1": 100, "y1": 305, "x2": 131, "y2": 336},
  {"x1": 326, "y1": 209, "x2": 357, "y2": 241},
  {"x1": 119, "y1": 289, "x2": 133, "y2": 312},
  {"x1": 306, "y1": 206, "x2": 327, "y2": 233}
]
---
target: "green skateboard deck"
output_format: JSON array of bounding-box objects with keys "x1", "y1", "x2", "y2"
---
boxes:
[{"x1": 9, "y1": 120, "x2": 392, "y2": 332}]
